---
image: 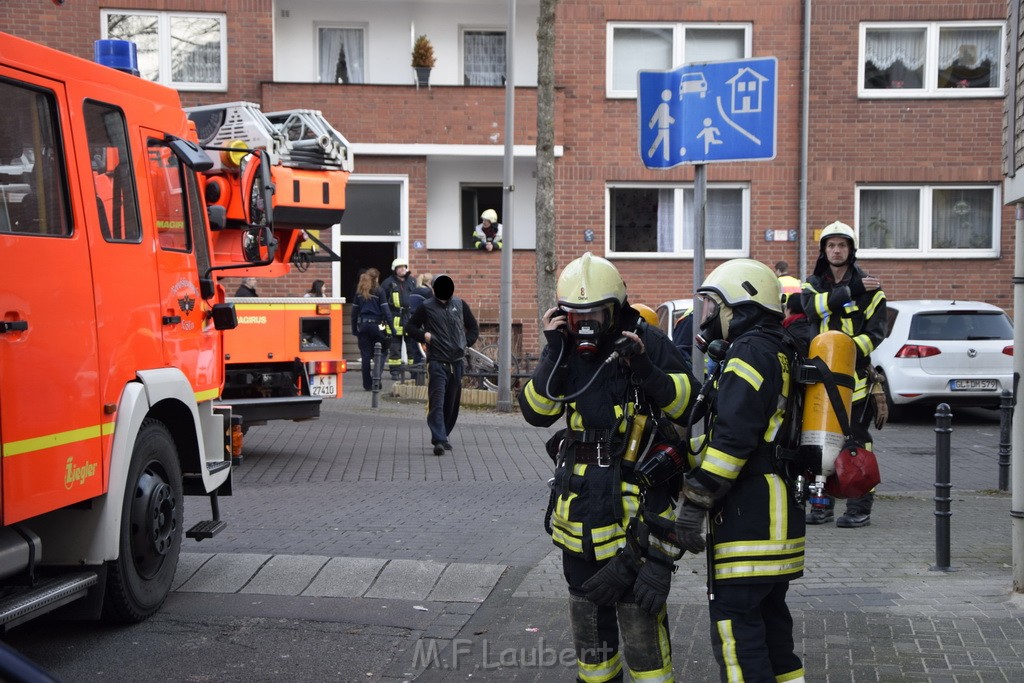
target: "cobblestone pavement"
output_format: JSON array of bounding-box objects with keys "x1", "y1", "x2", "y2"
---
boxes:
[{"x1": 178, "y1": 379, "x2": 1024, "y2": 681}]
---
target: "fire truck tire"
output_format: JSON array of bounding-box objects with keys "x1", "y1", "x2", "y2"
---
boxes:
[{"x1": 103, "y1": 418, "x2": 183, "y2": 622}]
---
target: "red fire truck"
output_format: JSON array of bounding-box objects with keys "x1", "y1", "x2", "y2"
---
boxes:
[
  {"x1": 0, "y1": 33, "x2": 277, "y2": 628},
  {"x1": 186, "y1": 102, "x2": 352, "y2": 430}
]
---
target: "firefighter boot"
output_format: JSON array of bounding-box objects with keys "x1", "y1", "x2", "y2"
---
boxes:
[
  {"x1": 568, "y1": 594, "x2": 623, "y2": 682},
  {"x1": 616, "y1": 601, "x2": 674, "y2": 681},
  {"x1": 837, "y1": 492, "x2": 873, "y2": 528}
]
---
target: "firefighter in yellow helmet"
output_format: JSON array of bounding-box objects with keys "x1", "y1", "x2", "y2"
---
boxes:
[
  {"x1": 473, "y1": 208, "x2": 503, "y2": 251},
  {"x1": 801, "y1": 221, "x2": 886, "y2": 527},
  {"x1": 674, "y1": 258, "x2": 806, "y2": 683},
  {"x1": 381, "y1": 257, "x2": 423, "y2": 378},
  {"x1": 518, "y1": 252, "x2": 696, "y2": 683}
]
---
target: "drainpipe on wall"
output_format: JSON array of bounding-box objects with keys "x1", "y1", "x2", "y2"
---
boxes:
[
  {"x1": 798, "y1": 0, "x2": 811, "y2": 280},
  {"x1": 1013, "y1": 202, "x2": 1024, "y2": 594}
]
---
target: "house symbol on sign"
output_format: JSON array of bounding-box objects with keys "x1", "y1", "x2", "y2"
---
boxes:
[{"x1": 726, "y1": 67, "x2": 768, "y2": 114}]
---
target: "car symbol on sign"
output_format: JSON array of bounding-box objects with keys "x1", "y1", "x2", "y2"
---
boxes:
[{"x1": 679, "y1": 72, "x2": 708, "y2": 99}]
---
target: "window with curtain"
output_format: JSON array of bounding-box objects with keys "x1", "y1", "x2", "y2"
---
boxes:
[
  {"x1": 102, "y1": 11, "x2": 226, "y2": 91},
  {"x1": 857, "y1": 185, "x2": 999, "y2": 257},
  {"x1": 318, "y1": 27, "x2": 365, "y2": 84},
  {"x1": 608, "y1": 23, "x2": 748, "y2": 98},
  {"x1": 608, "y1": 184, "x2": 747, "y2": 257},
  {"x1": 464, "y1": 30, "x2": 506, "y2": 86},
  {"x1": 861, "y1": 22, "x2": 1002, "y2": 96}
]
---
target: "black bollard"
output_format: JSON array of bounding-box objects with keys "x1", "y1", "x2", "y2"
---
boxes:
[
  {"x1": 931, "y1": 403, "x2": 954, "y2": 572},
  {"x1": 371, "y1": 341, "x2": 383, "y2": 409},
  {"x1": 998, "y1": 390, "x2": 1012, "y2": 492}
]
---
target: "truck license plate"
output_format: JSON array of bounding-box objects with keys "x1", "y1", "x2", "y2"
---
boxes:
[
  {"x1": 311, "y1": 374, "x2": 338, "y2": 397},
  {"x1": 950, "y1": 379, "x2": 998, "y2": 391}
]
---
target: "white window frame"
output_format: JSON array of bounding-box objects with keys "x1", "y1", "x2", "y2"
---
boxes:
[
  {"x1": 461, "y1": 26, "x2": 507, "y2": 86},
  {"x1": 605, "y1": 182, "x2": 750, "y2": 259},
  {"x1": 606, "y1": 22, "x2": 752, "y2": 99},
  {"x1": 314, "y1": 23, "x2": 368, "y2": 84},
  {"x1": 858, "y1": 21, "x2": 1005, "y2": 99},
  {"x1": 855, "y1": 184, "x2": 1001, "y2": 259},
  {"x1": 100, "y1": 10, "x2": 227, "y2": 91}
]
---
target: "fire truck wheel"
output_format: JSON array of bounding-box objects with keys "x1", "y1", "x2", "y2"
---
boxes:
[{"x1": 103, "y1": 418, "x2": 184, "y2": 622}]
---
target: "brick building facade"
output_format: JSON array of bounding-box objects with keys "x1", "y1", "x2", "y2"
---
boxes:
[{"x1": 4, "y1": 0, "x2": 1012, "y2": 354}]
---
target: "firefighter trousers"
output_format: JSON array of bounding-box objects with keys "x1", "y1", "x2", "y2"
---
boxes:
[
  {"x1": 709, "y1": 581, "x2": 804, "y2": 683},
  {"x1": 564, "y1": 554, "x2": 674, "y2": 683}
]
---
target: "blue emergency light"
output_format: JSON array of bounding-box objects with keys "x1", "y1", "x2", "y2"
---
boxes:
[{"x1": 93, "y1": 39, "x2": 140, "y2": 76}]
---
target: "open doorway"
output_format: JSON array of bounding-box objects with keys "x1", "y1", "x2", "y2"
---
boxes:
[{"x1": 338, "y1": 242, "x2": 395, "y2": 300}]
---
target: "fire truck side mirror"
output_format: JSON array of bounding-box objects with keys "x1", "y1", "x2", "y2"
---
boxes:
[
  {"x1": 166, "y1": 135, "x2": 214, "y2": 172},
  {"x1": 207, "y1": 204, "x2": 226, "y2": 231},
  {"x1": 241, "y1": 226, "x2": 278, "y2": 265},
  {"x1": 210, "y1": 303, "x2": 238, "y2": 331},
  {"x1": 240, "y1": 149, "x2": 274, "y2": 228}
]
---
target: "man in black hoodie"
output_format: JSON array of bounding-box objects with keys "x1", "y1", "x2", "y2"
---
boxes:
[
  {"x1": 800, "y1": 221, "x2": 886, "y2": 528},
  {"x1": 406, "y1": 275, "x2": 479, "y2": 456}
]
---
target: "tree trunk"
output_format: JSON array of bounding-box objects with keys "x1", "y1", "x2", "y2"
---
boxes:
[{"x1": 534, "y1": 0, "x2": 559, "y2": 352}]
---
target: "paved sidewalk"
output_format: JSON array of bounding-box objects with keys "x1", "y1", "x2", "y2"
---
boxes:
[{"x1": 180, "y1": 380, "x2": 1024, "y2": 681}]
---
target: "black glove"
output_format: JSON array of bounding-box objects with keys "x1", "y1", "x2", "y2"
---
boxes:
[
  {"x1": 632, "y1": 557, "x2": 674, "y2": 616},
  {"x1": 581, "y1": 546, "x2": 642, "y2": 606},
  {"x1": 674, "y1": 502, "x2": 706, "y2": 554}
]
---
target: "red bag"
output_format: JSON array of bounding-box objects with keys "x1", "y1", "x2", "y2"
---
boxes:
[{"x1": 824, "y1": 443, "x2": 881, "y2": 499}]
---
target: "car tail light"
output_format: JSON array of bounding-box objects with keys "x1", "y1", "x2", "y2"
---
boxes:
[
  {"x1": 316, "y1": 304, "x2": 332, "y2": 315},
  {"x1": 895, "y1": 344, "x2": 941, "y2": 359},
  {"x1": 1003, "y1": 345, "x2": 1014, "y2": 356}
]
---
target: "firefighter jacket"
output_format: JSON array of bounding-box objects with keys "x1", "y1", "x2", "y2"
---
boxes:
[
  {"x1": 685, "y1": 322, "x2": 805, "y2": 585},
  {"x1": 519, "y1": 313, "x2": 695, "y2": 563},
  {"x1": 801, "y1": 256, "x2": 886, "y2": 402},
  {"x1": 406, "y1": 296, "x2": 479, "y2": 364},
  {"x1": 381, "y1": 272, "x2": 414, "y2": 335}
]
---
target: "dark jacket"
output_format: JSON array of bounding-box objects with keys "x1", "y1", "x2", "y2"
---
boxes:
[
  {"x1": 406, "y1": 296, "x2": 479, "y2": 364},
  {"x1": 381, "y1": 271, "x2": 414, "y2": 329},
  {"x1": 234, "y1": 284, "x2": 258, "y2": 297},
  {"x1": 684, "y1": 314, "x2": 805, "y2": 585},
  {"x1": 782, "y1": 313, "x2": 814, "y2": 354},
  {"x1": 409, "y1": 284, "x2": 432, "y2": 315},
  {"x1": 350, "y1": 287, "x2": 393, "y2": 336}
]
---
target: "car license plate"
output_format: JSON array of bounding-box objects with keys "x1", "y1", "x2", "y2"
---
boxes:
[
  {"x1": 950, "y1": 379, "x2": 998, "y2": 391},
  {"x1": 311, "y1": 374, "x2": 337, "y2": 397}
]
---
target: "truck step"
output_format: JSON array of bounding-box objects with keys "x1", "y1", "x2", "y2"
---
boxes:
[
  {"x1": 207, "y1": 460, "x2": 231, "y2": 475},
  {"x1": 186, "y1": 519, "x2": 227, "y2": 541},
  {"x1": 0, "y1": 572, "x2": 98, "y2": 631}
]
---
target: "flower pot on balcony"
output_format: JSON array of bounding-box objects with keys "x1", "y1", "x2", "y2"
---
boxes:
[{"x1": 415, "y1": 66, "x2": 432, "y2": 88}]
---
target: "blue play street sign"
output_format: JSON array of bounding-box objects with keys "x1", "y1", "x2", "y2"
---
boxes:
[{"x1": 638, "y1": 57, "x2": 777, "y2": 168}]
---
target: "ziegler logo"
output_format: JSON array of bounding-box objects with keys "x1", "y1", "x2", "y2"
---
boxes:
[
  {"x1": 238, "y1": 316, "x2": 268, "y2": 324},
  {"x1": 65, "y1": 457, "x2": 98, "y2": 490}
]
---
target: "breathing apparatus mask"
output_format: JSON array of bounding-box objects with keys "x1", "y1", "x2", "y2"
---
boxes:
[
  {"x1": 560, "y1": 301, "x2": 618, "y2": 359},
  {"x1": 694, "y1": 292, "x2": 733, "y2": 354}
]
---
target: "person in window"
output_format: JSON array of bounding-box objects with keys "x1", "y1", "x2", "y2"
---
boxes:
[
  {"x1": 473, "y1": 209, "x2": 503, "y2": 251},
  {"x1": 800, "y1": 221, "x2": 886, "y2": 528},
  {"x1": 235, "y1": 277, "x2": 258, "y2": 297}
]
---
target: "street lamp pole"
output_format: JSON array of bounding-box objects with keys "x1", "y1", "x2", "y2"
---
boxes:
[{"x1": 497, "y1": 0, "x2": 516, "y2": 411}]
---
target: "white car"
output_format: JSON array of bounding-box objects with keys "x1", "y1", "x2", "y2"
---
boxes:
[{"x1": 871, "y1": 300, "x2": 1014, "y2": 419}]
